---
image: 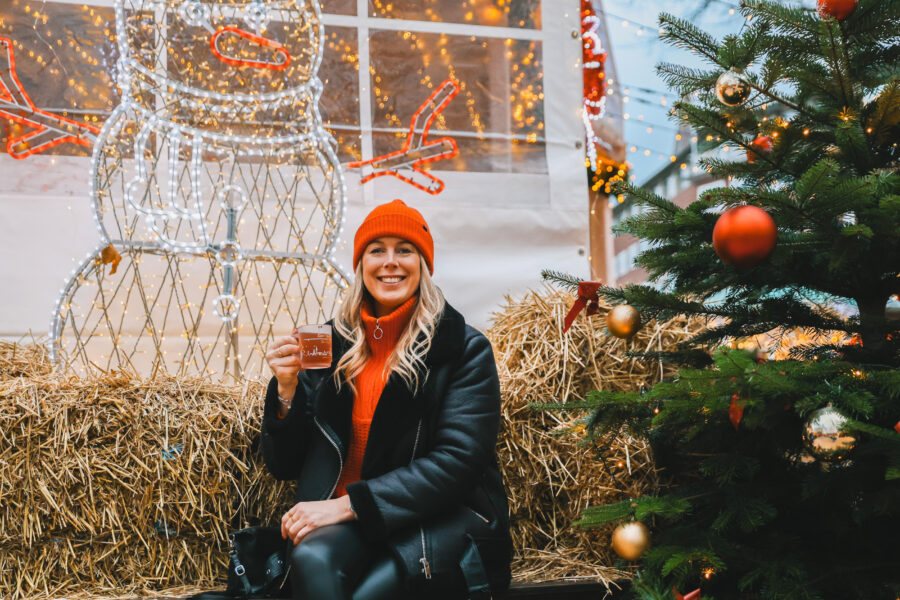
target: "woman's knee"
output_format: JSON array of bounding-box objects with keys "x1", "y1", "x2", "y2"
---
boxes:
[{"x1": 290, "y1": 533, "x2": 344, "y2": 573}]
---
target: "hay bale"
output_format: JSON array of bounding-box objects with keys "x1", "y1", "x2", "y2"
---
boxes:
[
  {"x1": 0, "y1": 363, "x2": 294, "y2": 600},
  {"x1": 0, "y1": 287, "x2": 703, "y2": 599},
  {"x1": 486, "y1": 286, "x2": 704, "y2": 587},
  {"x1": 0, "y1": 340, "x2": 54, "y2": 379}
]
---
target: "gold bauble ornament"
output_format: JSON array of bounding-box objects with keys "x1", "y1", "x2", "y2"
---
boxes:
[
  {"x1": 607, "y1": 304, "x2": 641, "y2": 339},
  {"x1": 803, "y1": 404, "x2": 857, "y2": 461},
  {"x1": 611, "y1": 521, "x2": 651, "y2": 561},
  {"x1": 715, "y1": 68, "x2": 752, "y2": 107}
]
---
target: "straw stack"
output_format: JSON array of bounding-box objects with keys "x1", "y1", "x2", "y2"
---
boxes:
[
  {"x1": 0, "y1": 287, "x2": 702, "y2": 599},
  {"x1": 485, "y1": 286, "x2": 704, "y2": 588},
  {"x1": 0, "y1": 342, "x2": 294, "y2": 599}
]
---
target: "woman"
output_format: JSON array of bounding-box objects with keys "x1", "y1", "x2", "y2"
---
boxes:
[{"x1": 262, "y1": 199, "x2": 512, "y2": 600}]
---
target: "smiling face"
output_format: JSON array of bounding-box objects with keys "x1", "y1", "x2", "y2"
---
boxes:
[{"x1": 361, "y1": 237, "x2": 422, "y2": 317}]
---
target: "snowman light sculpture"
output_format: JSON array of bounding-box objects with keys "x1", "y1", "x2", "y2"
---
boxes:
[{"x1": 49, "y1": 0, "x2": 350, "y2": 377}]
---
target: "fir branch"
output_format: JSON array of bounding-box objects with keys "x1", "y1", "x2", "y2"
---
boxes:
[
  {"x1": 660, "y1": 549, "x2": 726, "y2": 579},
  {"x1": 710, "y1": 495, "x2": 777, "y2": 533},
  {"x1": 741, "y1": 0, "x2": 820, "y2": 38},
  {"x1": 658, "y1": 13, "x2": 721, "y2": 63},
  {"x1": 794, "y1": 159, "x2": 838, "y2": 206},
  {"x1": 574, "y1": 496, "x2": 692, "y2": 528},
  {"x1": 656, "y1": 63, "x2": 720, "y2": 97},
  {"x1": 539, "y1": 269, "x2": 583, "y2": 292}
]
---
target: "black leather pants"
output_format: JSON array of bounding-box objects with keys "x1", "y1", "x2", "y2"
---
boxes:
[{"x1": 289, "y1": 522, "x2": 405, "y2": 600}]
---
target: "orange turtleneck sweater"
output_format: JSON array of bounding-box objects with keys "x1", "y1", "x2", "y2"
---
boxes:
[{"x1": 333, "y1": 294, "x2": 418, "y2": 498}]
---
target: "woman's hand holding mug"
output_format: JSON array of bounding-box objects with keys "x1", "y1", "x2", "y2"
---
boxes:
[{"x1": 266, "y1": 328, "x2": 304, "y2": 415}]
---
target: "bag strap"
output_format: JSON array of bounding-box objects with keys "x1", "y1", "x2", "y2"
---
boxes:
[
  {"x1": 228, "y1": 534, "x2": 253, "y2": 597},
  {"x1": 459, "y1": 534, "x2": 492, "y2": 600}
]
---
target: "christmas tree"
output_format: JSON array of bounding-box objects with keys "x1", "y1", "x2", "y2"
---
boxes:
[{"x1": 545, "y1": 1, "x2": 899, "y2": 598}]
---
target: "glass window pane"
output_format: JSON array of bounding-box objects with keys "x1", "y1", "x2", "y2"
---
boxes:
[
  {"x1": 369, "y1": 30, "x2": 545, "y2": 174},
  {"x1": 0, "y1": 2, "x2": 117, "y2": 157},
  {"x1": 320, "y1": 26, "x2": 360, "y2": 161},
  {"x1": 369, "y1": 0, "x2": 541, "y2": 29},
  {"x1": 324, "y1": 0, "x2": 356, "y2": 15}
]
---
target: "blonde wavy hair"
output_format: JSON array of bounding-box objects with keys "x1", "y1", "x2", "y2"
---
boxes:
[{"x1": 333, "y1": 254, "x2": 446, "y2": 397}]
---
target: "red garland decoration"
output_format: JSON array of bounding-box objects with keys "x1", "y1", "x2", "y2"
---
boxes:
[
  {"x1": 0, "y1": 37, "x2": 99, "y2": 158},
  {"x1": 348, "y1": 79, "x2": 460, "y2": 195},
  {"x1": 581, "y1": 0, "x2": 607, "y2": 116},
  {"x1": 563, "y1": 281, "x2": 603, "y2": 333},
  {"x1": 729, "y1": 393, "x2": 745, "y2": 430},
  {"x1": 673, "y1": 587, "x2": 701, "y2": 600}
]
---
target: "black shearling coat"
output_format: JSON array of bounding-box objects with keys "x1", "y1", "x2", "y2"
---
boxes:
[{"x1": 260, "y1": 301, "x2": 512, "y2": 598}]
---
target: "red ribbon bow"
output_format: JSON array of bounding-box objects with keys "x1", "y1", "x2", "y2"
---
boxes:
[
  {"x1": 674, "y1": 587, "x2": 701, "y2": 600},
  {"x1": 563, "y1": 281, "x2": 603, "y2": 333}
]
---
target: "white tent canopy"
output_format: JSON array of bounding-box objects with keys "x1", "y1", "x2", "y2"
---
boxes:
[{"x1": 0, "y1": 0, "x2": 588, "y2": 372}]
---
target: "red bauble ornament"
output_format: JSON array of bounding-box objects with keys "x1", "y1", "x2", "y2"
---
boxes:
[
  {"x1": 747, "y1": 135, "x2": 774, "y2": 164},
  {"x1": 817, "y1": 0, "x2": 857, "y2": 20},
  {"x1": 894, "y1": 421, "x2": 900, "y2": 435},
  {"x1": 712, "y1": 205, "x2": 777, "y2": 268}
]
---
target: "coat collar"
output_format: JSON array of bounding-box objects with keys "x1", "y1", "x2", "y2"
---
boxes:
[
  {"x1": 329, "y1": 299, "x2": 466, "y2": 368},
  {"x1": 314, "y1": 300, "x2": 467, "y2": 465}
]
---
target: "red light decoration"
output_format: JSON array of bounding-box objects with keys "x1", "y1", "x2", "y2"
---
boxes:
[
  {"x1": 210, "y1": 27, "x2": 291, "y2": 71},
  {"x1": 581, "y1": 0, "x2": 608, "y2": 117},
  {"x1": 581, "y1": 0, "x2": 609, "y2": 171},
  {"x1": 348, "y1": 78, "x2": 460, "y2": 195},
  {"x1": 0, "y1": 37, "x2": 99, "y2": 159}
]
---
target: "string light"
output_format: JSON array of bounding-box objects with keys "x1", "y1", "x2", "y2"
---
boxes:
[{"x1": 43, "y1": 0, "x2": 352, "y2": 376}]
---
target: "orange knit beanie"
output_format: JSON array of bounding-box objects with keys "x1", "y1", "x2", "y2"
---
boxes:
[{"x1": 353, "y1": 199, "x2": 434, "y2": 274}]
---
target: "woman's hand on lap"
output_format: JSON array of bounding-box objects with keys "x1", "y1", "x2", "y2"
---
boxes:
[{"x1": 281, "y1": 497, "x2": 356, "y2": 545}]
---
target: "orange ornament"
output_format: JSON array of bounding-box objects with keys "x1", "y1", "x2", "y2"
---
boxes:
[
  {"x1": 747, "y1": 135, "x2": 774, "y2": 164},
  {"x1": 817, "y1": 0, "x2": 857, "y2": 20},
  {"x1": 712, "y1": 205, "x2": 777, "y2": 268}
]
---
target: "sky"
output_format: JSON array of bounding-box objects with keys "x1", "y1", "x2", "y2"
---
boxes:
[
  {"x1": 603, "y1": 0, "x2": 821, "y2": 185},
  {"x1": 600, "y1": 0, "x2": 745, "y2": 184}
]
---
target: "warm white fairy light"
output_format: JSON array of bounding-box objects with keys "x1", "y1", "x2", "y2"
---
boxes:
[{"x1": 49, "y1": 0, "x2": 351, "y2": 378}]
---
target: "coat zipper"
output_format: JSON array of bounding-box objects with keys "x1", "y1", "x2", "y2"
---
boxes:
[
  {"x1": 468, "y1": 507, "x2": 490, "y2": 523},
  {"x1": 410, "y1": 418, "x2": 431, "y2": 579},
  {"x1": 315, "y1": 416, "x2": 343, "y2": 500},
  {"x1": 278, "y1": 416, "x2": 340, "y2": 591}
]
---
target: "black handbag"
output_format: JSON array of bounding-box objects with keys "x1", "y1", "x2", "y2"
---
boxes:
[{"x1": 190, "y1": 526, "x2": 292, "y2": 600}]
